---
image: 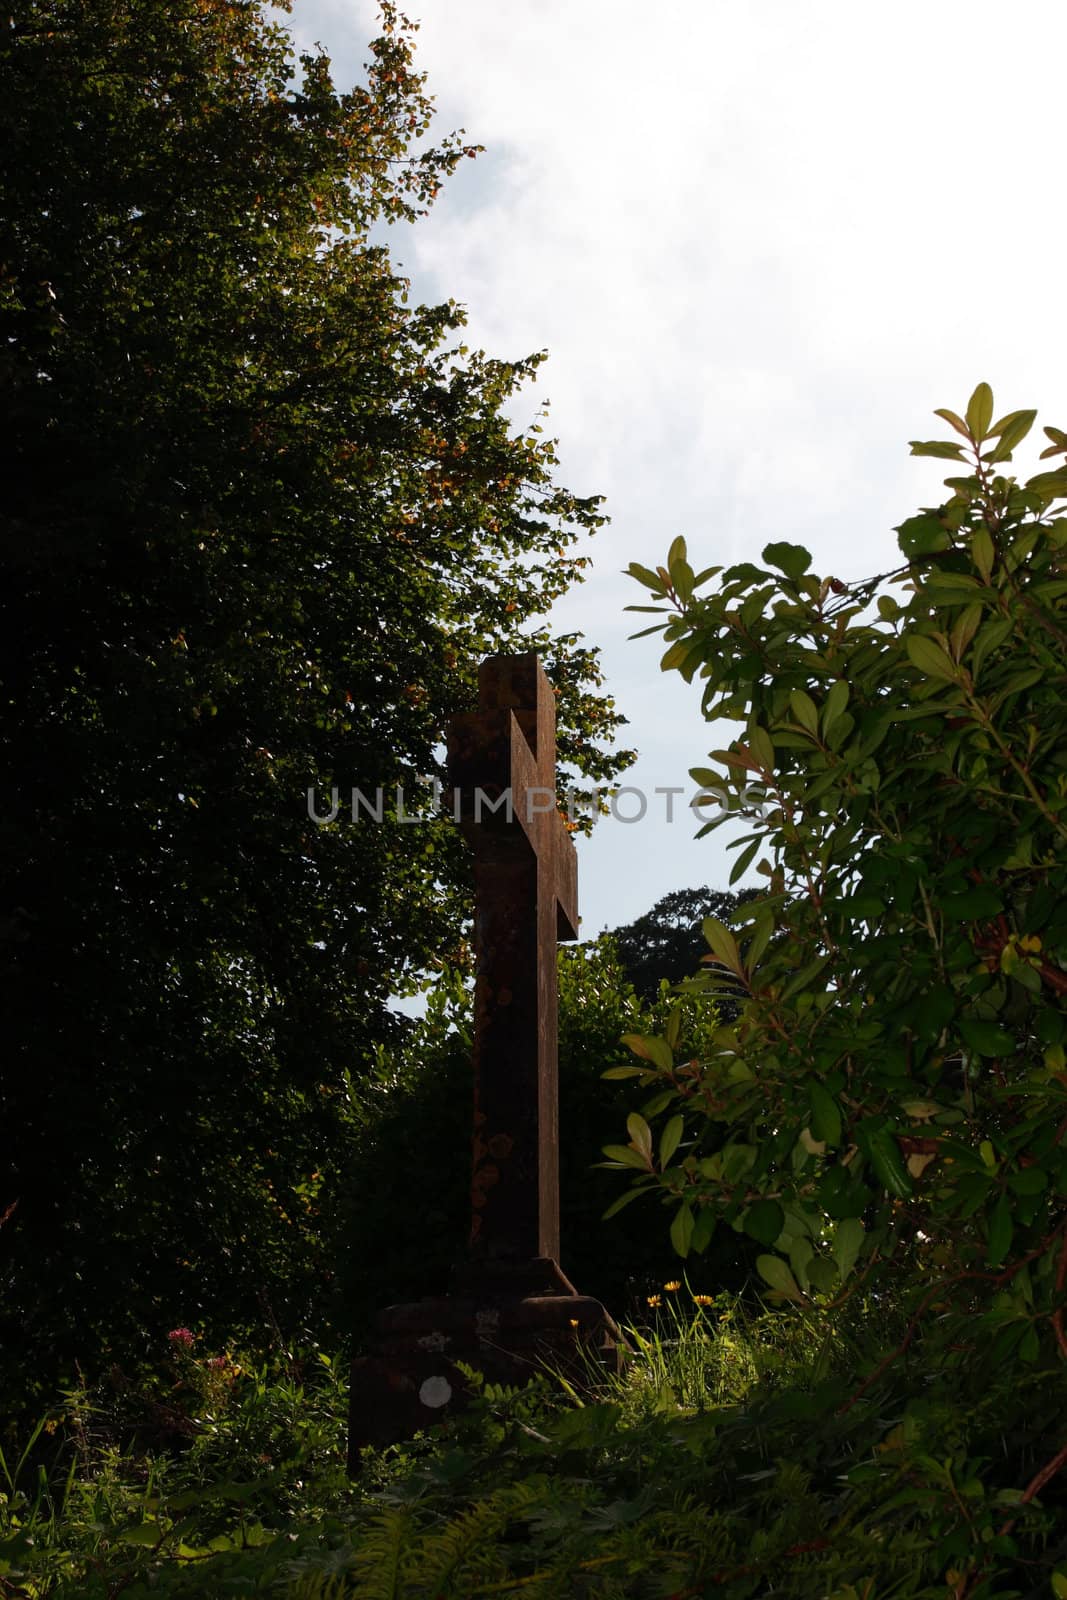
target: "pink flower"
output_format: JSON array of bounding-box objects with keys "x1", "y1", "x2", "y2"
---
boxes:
[{"x1": 168, "y1": 1327, "x2": 195, "y2": 1347}]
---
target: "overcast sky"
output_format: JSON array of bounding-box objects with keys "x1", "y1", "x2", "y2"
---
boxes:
[{"x1": 293, "y1": 0, "x2": 1065, "y2": 939}]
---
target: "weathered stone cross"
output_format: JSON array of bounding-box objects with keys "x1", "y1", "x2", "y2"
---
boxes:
[
  {"x1": 348, "y1": 653, "x2": 619, "y2": 1463},
  {"x1": 446, "y1": 652, "x2": 578, "y2": 1267}
]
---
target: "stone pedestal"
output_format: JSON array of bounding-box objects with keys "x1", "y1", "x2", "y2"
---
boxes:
[{"x1": 348, "y1": 1258, "x2": 624, "y2": 1466}]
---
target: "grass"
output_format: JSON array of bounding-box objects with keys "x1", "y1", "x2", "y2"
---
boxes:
[{"x1": 1, "y1": 1287, "x2": 1065, "y2": 1598}]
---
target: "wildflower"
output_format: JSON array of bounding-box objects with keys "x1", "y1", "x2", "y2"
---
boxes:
[
  {"x1": 168, "y1": 1327, "x2": 195, "y2": 1347},
  {"x1": 693, "y1": 1294, "x2": 714, "y2": 1306},
  {"x1": 569, "y1": 1318, "x2": 580, "y2": 1329},
  {"x1": 646, "y1": 1294, "x2": 661, "y2": 1308},
  {"x1": 663, "y1": 1280, "x2": 681, "y2": 1292}
]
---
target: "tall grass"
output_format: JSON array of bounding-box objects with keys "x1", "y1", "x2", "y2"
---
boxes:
[{"x1": 1, "y1": 1288, "x2": 1062, "y2": 1597}]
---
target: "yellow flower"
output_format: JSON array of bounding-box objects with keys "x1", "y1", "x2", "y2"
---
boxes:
[
  {"x1": 569, "y1": 1318, "x2": 579, "y2": 1329},
  {"x1": 646, "y1": 1294, "x2": 661, "y2": 1308},
  {"x1": 693, "y1": 1294, "x2": 714, "y2": 1306},
  {"x1": 663, "y1": 1280, "x2": 681, "y2": 1292}
]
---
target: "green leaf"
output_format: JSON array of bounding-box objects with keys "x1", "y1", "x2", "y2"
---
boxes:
[
  {"x1": 762, "y1": 541, "x2": 812, "y2": 580},
  {"x1": 909, "y1": 440, "x2": 966, "y2": 460},
  {"x1": 602, "y1": 1185, "x2": 651, "y2": 1220},
  {"x1": 661, "y1": 641, "x2": 691, "y2": 671},
  {"x1": 788, "y1": 1237, "x2": 814, "y2": 1291},
  {"x1": 670, "y1": 1201, "x2": 695, "y2": 1257},
  {"x1": 971, "y1": 615, "x2": 1014, "y2": 678},
  {"x1": 965, "y1": 382, "x2": 994, "y2": 440},
  {"x1": 789, "y1": 689, "x2": 819, "y2": 736},
  {"x1": 809, "y1": 1083, "x2": 842, "y2": 1147},
  {"x1": 756, "y1": 1254, "x2": 805, "y2": 1300},
  {"x1": 626, "y1": 1113, "x2": 653, "y2": 1163},
  {"x1": 601, "y1": 1144, "x2": 653, "y2": 1171},
  {"x1": 601, "y1": 1065, "x2": 646, "y2": 1080},
  {"x1": 833, "y1": 1218, "x2": 864, "y2": 1283},
  {"x1": 749, "y1": 724, "x2": 775, "y2": 773},
  {"x1": 1007, "y1": 1167, "x2": 1047, "y2": 1196},
  {"x1": 855, "y1": 1121, "x2": 913, "y2": 1198},
  {"x1": 821, "y1": 679, "x2": 850, "y2": 736},
  {"x1": 627, "y1": 562, "x2": 668, "y2": 592},
  {"x1": 807, "y1": 1256, "x2": 837, "y2": 1294},
  {"x1": 972, "y1": 525, "x2": 994, "y2": 579},
  {"x1": 703, "y1": 917, "x2": 741, "y2": 973},
  {"x1": 896, "y1": 513, "x2": 952, "y2": 559},
  {"x1": 986, "y1": 408, "x2": 1036, "y2": 462},
  {"x1": 659, "y1": 1114, "x2": 684, "y2": 1169},
  {"x1": 621, "y1": 1033, "x2": 674, "y2": 1071},
  {"x1": 744, "y1": 1199, "x2": 785, "y2": 1246},
  {"x1": 729, "y1": 836, "x2": 761, "y2": 886},
  {"x1": 690, "y1": 1206, "x2": 717, "y2": 1254},
  {"x1": 1051, "y1": 1569, "x2": 1067, "y2": 1598},
  {"x1": 1025, "y1": 468, "x2": 1067, "y2": 497},
  {"x1": 940, "y1": 887, "x2": 1003, "y2": 921},
  {"x1": 933, "y1": 407, "x2": 970, "y2": 439},
  {"x1": 744, "y1": 916, "x2": 775, "y2": 972},
  {"x1": 779, "y1": 951, "x2": 830, "y2": 1002},
  {"x1": 905, "y1": 635, "x2": 958, "y2": 682},
  {"x1": 986, "y1": 1194, "x2": 1013, "y2": 1267},
  {"x1": 959, "y1": 1018, "x2": 1016, "y2": 1058},
  {"x1": 667, "y1": 535, "x2": 687, "y2": 571},
  {"x1": 119, "y1": 1523, "x2": 163, "y2": 1547}
]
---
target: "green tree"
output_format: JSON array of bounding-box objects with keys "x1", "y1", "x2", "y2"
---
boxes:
[
  {"x1": 604, "y1": 388, "x2": 1067, "y2": 1571},
  {"x1": 610, "y1": 885, "x2": 759, "y2": 1002},
  {"x1": 0, "y1": 0, "x2": 629, "y2": 1394}
]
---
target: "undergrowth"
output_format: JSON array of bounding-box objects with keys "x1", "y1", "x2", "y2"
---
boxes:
[{"x1": 2, "y1": 1289, "x2": 1065, "y2": 1598}]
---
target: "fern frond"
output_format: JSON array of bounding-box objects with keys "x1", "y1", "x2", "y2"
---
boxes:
[{"x1": 336, "y1": 1506, "x2": 414, "y2": 1600}]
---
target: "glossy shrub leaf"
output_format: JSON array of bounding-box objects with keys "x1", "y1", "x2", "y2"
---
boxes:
[
  {"x1": 756, "y1": 1254, "x2": 805, "y2": 1301},
  {"x1": 659, "y1": 1114, "x2": 684, "y2": 1170},
  {"x1": 833, "y1": 1218, "x2": 864, "y2": 1283},
  {"x1": 670, "y1": 1201, "x2": 695, "y2": 1257},
  {"x1": 856, "y1": 1121, "x2": 913, "y2": 1199},
  {"x1": 986, "y1": 1195, "x2": 1013, "y2": 1267},
  {"x1": 906, "y1": 636, "x2": 958, "y2": 681},
  {"x1": 965, "y1": 381, "x2": 994, "y2": 439},
  {"x1": 702, "y1": 917, "x2": 741, "y2": 973},
  {"x1": 601, "y1": 1144, "x2": 653, "y2": 1171},
  {"x1": 621, "y1": 1034, "x2": 674, "y2": 1071},
  {"x1": 744, "y1": 1198, "x2": 785, "y2": 1246},
  {"x1": 626, "y1": 1113, "x2": 653, "y2": 1163},
  {"x1": 809, "y1": 1084, "x2": 842, "y2": 1147},
  {"x1": 762, "y1": 542, "x2": 812, "y2": 579},
  {"x1": 909, "y1": 440, "x2": 966, "y2": 460},
  {"x1": 959, "y1": 1018, "x2": 1016, "y2": 1058},
  {"x1": 602, "y1": 1185, "x2": 652, "y2": 1219}
]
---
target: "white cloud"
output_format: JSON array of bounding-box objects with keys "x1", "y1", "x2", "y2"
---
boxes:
[{"x1": 294, "y1": 0, "x2": 1067, "y2": 929}]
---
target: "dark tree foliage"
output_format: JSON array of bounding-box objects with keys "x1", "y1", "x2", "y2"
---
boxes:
[
  {"x1": 0, "y1": 0, "x2": 630, "y2": 1394},
  {"x1": 610, "y1": 886, "x2": 759, "y2": 1002},
  {"x1": 339, "y1": 938, "x2": 752, "y2": 1338}
]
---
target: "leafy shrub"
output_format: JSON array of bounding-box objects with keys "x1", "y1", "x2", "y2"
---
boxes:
[{"x1": 603, "y1": 386, "x2": 1067, "y2": 1591}]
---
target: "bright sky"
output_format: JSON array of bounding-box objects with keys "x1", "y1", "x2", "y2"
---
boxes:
[{"x1": 294, "y1": 0, "x2": 1066, "y2": 938}]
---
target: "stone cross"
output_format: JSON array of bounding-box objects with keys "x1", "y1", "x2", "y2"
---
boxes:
[
  {"x1": 446, "y1": 652, "x2": 578, "y2": 1267},
  {"x1": 348, "y1": 653, "x2": 621, "y2": 1463}
]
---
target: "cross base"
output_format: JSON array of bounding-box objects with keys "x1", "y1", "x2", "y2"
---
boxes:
[{"x1": 348, "y1": 1260, "x2": 625, "y2": 1467}]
